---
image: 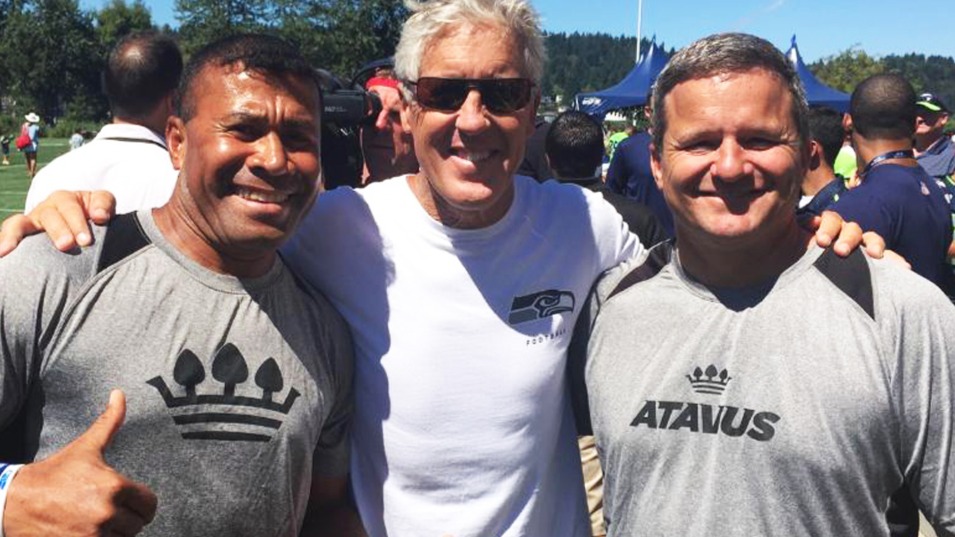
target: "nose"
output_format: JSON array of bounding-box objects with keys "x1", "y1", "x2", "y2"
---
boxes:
[
  {"x1": 711, "y1": 139, "x2": 752, "y2": 183},
  {"x1": 248, "y1": 131, "x2": 290, "y2": 176},
  {"x1": 455, "y1": 89, "x2": 489, "y2": 134}
]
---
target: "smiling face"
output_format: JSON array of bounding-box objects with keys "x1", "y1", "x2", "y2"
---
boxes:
[
  {"x1": 915, "y1": 107, "x2": 949, "y2": 138},
  {"x1": 166, "y1": 64, "x2": 322, "y2": 264},
  {"x1": 651, "y1": 68, "x2": 808, "y2": 248},
  {"x1": 403, "y1": 22, "x2": 538, "y2": 229}
]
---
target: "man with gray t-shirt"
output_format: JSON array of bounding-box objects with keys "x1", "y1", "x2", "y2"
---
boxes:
[
  {"x1": 0, "y1": 35, "x2": 358, "y2": 536},
  {"x1": 570, "y1": 33, "x2": 955, "y2": 536}
]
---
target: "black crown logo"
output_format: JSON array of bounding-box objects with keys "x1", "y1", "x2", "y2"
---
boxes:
[
  {"x1": 686, "y1": 364, "x2": 731, "y2": 395},
  {"x1": 147, "y1": 343, "x2": 300, "y2": 442}
]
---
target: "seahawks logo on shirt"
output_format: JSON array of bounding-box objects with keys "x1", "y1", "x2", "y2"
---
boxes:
[{"x1": 508, "y1": 290, "x2": 576, "y2": 324}]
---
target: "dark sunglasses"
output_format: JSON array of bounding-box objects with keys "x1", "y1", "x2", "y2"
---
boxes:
[{"x1": 408, "y1": 77, "x2": 535, "y2": 114}]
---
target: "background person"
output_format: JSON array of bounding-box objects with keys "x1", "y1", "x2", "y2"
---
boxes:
[
  {"x1": 545, "y1": 109, "x2": 667, "y2": 248},
  {"x1": 605, "y1": 99, "x2": 674, "y2": 235},
  {"x1": 20, "y1": 113, "x2": 40, "y2": 179},
  {"x1": 360, "y1": 70, "x2": 418, "y2": 184},
  {"x1": 914, "y1": 92, "x2": 955, "y2": 181},
  {"x1": 796, "y1": 105, "x2": 849, "y2": 224},
  {"x1": 24, "y1": 31, "x2": 182, "y2": 214},
  {"x1": 832, "y1": 74, "x2": 952, "y2": 293}
]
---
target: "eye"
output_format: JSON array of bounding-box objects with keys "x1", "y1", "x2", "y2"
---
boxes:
[
  {"x1": 228, "y1": 123, "x2": 263, "y2": 141},
  {"x1": 281, "y1": 128, "x2": 318, "y2": 151},
  {"x1": 680, "y1": 138, "x2": 719, "y2": 154},
  {"x1": 742, "y1": 137, "x2": 779, "y2": 150}
]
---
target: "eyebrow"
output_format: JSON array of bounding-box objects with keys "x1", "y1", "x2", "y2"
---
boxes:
[{"x1": 222, "y1": 111, "x2": 318, "y2": 131}]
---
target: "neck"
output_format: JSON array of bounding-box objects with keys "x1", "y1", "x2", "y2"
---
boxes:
[
  {"x1": 855, "y1": 138, "x2": 915, "y2": 169},
  {"x1": 914, "y1": 132, "x2": 942, "y2": 154},
  {"x1": 408, "y1": 173, "x2": 514, "y2": 230},
  {"x1": 152, "y1": 194, "x2": 277, "y2": 279},
  {"x1": 802, "y1": 165, "x2": 837, "y2": 197},
  {"x1": 676, "y1": 220, "x2": 812, "y2": 289}
]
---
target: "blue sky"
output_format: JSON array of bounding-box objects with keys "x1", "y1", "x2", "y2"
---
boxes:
[{"x1": 80, "y1": 0, "x2": 953, "y2": 63}]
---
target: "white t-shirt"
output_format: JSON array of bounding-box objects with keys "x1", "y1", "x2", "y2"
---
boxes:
[
  {"x1": 282, "y1": 175, "x2": 641, "y2": 536},
  {"x1": 25, "y1": 123, "x2": 177, "y2": 214}
]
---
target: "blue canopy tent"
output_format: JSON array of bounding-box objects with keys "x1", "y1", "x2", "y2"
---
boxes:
[
  {"x1": 786, "y1": 36, "x2": 850, "y2": 113},
  {"x1": 574, "y1": 40, "x2": 669, "y2": 119}
]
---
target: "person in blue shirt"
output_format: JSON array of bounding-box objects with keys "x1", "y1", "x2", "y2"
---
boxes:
[
  {"x1": 832, "y1": 74, "x2": 952, "y2": 293},
  {"x1": 605, "y1": 101, "x2": 674, "y2": 235},
  {"x1": 797, "y1": 105, "x2": 848, "y2": 225},
  {"x1": 915, "y1": 92, "x2": 955, "y2": 181}
]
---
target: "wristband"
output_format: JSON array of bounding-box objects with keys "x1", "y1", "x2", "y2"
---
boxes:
[{"x1": 0, "y1": 463, "x2": 24, "y2": 537}]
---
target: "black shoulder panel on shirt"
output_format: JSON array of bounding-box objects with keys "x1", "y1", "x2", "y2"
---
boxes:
[
  {"x1": 607, "y1": 240, "x2": 674, "y2": 300},
  {"x1": 96, "y1": 212, "x2": 152, "y2": 273},
  {"x1": 812, "y1": 248, "x2": 875, "y2": 320}
]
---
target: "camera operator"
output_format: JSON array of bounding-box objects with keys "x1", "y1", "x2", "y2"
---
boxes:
[
  {"x1": 360, "y1": 69, "x2": 418, "y2": 185},
  {"x1": 321, "y1": 61, "x2": 419, "y2": 189}
]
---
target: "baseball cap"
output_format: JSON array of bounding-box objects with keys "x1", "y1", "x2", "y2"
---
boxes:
[{"x1": 916, "y1": 93, "x2": 949, "y2": 113}]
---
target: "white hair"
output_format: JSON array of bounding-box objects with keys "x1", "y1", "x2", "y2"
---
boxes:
[{"x1": 395, "y1": 0, "x2": 546, "y2": 96}]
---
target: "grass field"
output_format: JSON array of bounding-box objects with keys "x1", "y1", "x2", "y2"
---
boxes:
[{"x1": 0, "y1": 138, "x2": 71, "y2": 216}]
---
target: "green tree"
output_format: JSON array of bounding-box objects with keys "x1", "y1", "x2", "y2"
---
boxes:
[
  {"x1": 883, "y1": 53, "x2": 955, "y2": 109},
  {"x1": 277, "y1": 0, "x2": 408, "y2": 77},
  {"x1": 173, "y1": 0, "x2": 407, "y2": 76},
  {"x1": 809, "y1": 47, "x2": 885, "y2": 94},
  {"x1": 175, "y1": 0, "x2": 269, "y2": 55},
  {"x1": 96, "y1": 0, "x2": 154, "y2": 51},
  {"x1": 0, "y1": 0, "x2": 105, "y2": 122}
]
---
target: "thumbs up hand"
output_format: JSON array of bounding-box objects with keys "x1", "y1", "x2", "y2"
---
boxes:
[{"x1": 3, "y1": 390, "x2": 158, "y2": 536}]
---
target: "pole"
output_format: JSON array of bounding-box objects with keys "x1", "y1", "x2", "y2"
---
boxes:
[{"x1": 635, "y1": 0, "x2": 644, "y2": 63}]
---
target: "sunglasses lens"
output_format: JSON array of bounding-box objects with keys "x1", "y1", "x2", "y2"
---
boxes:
[
  {"x1": 482, "y1": 79, "x2": 532, "y2": 113},
  {"x1": 416, "y1": 78, "x2": 468, "y2": 111},
  {"x1": 415, "y1": 78, "x2": 532, "y2": 113}
]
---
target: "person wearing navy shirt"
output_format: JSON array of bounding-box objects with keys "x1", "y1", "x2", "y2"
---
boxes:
[
  {"x1": 796, "y1": 105, "x2": 848, "y2": 225},
  {"x1": 832, "y1": 74, "x2": 952, "y2": 292},
  {"x1": 606, "y1": 130, "x2": 674, "y2": 236}
]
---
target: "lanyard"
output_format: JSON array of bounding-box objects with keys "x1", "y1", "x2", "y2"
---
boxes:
[{"x1": 860, "y1": 149, "x2": 914, "y2": 178}]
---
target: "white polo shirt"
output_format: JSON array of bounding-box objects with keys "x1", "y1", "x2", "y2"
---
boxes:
[{"x1": 25, "y1": 123, "x2": 177, "y2": 214}]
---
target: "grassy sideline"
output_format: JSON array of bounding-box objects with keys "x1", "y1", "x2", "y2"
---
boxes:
[{"x1": 0, "y1": 138, "x2": 71, "y2": 216}]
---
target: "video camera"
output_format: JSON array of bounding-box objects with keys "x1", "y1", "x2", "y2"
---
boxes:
[{"x1": 316, "y1": 58, "x2": 394, "y2": 189}]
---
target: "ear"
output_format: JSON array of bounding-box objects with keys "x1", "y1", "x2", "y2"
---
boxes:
[
  {"x1": 842, "y1": 114, "x2": 853, "y2": 138},
  {"x1": 649, "y1": 142, "x2": 665, "y2": 190},
  {"x1": 166, "y1": 116, "x2": 186, "y2": 171},
  {"x1": 398, "y1": 82, "x2": 415, "y2": 134},
  {"x1": 808, "y1": 140, "x2": 821, "y2": 169},
  {"x1": 806, "y1": 140, "x2": 820, "y2": 171}
]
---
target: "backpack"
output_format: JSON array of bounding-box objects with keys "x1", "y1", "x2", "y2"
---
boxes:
[{"x1": 14, "y1": 125, "x2": 30, "y2": 150}]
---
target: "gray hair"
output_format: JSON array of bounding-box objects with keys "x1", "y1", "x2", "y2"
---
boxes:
[
  {"x1": 650, "y1": 33, "x2": 809, "y2": 152},
  {"x1": 394, "y1": 0, "x2": 546, "y2": 100}
]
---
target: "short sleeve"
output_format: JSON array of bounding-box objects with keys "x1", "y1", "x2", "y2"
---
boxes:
[
  {"x1": 881, "y1": 271, "x2": 955, "y2": 533},
  {"x1": 310, "y1": 299, "x2": 354, "y2": 478}
]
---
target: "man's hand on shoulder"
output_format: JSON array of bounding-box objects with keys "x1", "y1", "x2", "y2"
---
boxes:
[
  {"x1": 810, "y1": 210, "x2": 887, "y2": 259},
  {"x1": 3, "y1": 390, "x2": 157, "y2": 536},
  {"x1": 0, "y1": 190, "x2": 116, "y2": 257}
]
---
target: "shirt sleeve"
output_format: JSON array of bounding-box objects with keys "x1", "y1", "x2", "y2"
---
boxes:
[
  {"x1": 0, "y1": 238, "x2": 81, "y2": 430},
  {"x1": 882, "y1": 270, "x2": 955, "y2": 533},
  {"x1": 311, "y1": 299, "x2": 354, "y2": 478}
]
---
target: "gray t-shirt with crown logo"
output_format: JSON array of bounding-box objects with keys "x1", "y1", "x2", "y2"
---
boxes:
[
  {"x1": 0, "y1": 210, "x2": 353, "y2": 536},
  {"x1": 572, "y1": 243, "x2": 955, "y2": 537}
]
